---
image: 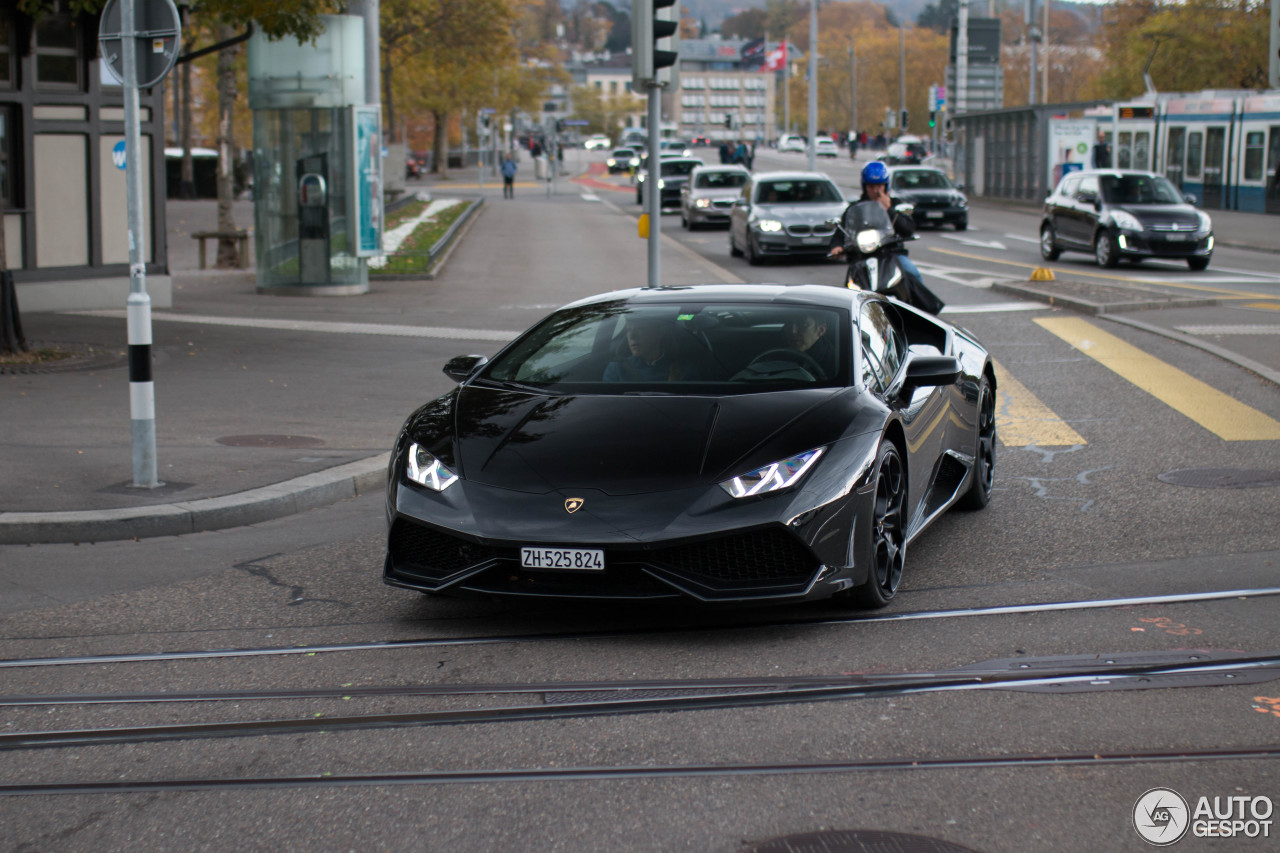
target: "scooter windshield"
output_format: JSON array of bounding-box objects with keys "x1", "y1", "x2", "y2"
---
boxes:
[{"x1": 842, "y1": 199, "x2": 892, "y2": 233}]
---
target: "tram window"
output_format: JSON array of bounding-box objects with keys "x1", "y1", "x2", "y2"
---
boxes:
[
  {"x1": 1244, "y1": 132, "x2": 1265, "y2": 181},
  {"x1": 1166, "y1": 128, "x2": 1185, "y2": 182},
  {"x1": 1133, "y1": 132, "x2": 1150, "y2": 171},
  {"x1": 1186, "y1": 132, "x2": 1203, "y2": 178},
  {"x1": 1117, "y1": 132, "x2": 1132, "y2": 169},
  {"x1": 1268, "y1": 127, "x2": 1280, "y2": 184}
]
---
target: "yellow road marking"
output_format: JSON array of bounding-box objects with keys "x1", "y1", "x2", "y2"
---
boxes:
[
  {"x1": 1035, "y1": 316, "x2": 1280, "y2": 441},
  {"x1": 925, "y1": 247, "x2": 1260, "y2": 299},
  {"x1": 1243, "y1": 301, "x2": 1280, "y2": 311},
  {"x1": 991, "y1": 360, "x2": 1087, "y2": 447}
]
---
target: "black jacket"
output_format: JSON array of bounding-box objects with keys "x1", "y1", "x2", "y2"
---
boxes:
[{"x1": 830, "y1": 192, "x2": 916, "y2": 252}]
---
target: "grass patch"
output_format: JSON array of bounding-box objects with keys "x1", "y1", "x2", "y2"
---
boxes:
[
  {"x1": 0, "y1": 346, "x2": 74, "y2": 366},
  {"x1": 371, "y1": 202, "x2": 469, "y2": 276}
]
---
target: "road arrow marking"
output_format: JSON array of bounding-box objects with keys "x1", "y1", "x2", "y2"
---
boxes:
[{"x1": 941, "y1": 234, "x2": 1007, "y2": 250}]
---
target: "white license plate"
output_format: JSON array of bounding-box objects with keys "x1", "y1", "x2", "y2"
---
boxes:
[
  {"x1": 802, "y1": 236, "x2": 826, "y2": 244},
  {"x1": 520, "y1": 547, "x2": 605, "y2": 571},
  {"x1": 926, "y1": 211, "x2": 945, "y2": 218},
  {"x1": 1164, "y1": 233, "x2": 1188, "y2": 241}
]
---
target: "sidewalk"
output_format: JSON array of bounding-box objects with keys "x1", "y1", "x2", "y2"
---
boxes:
[{"x1": 0, "y1": 157, "x2": 712, "y2": 545}]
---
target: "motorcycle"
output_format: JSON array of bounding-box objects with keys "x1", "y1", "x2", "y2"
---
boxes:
[{"x1": 829, "y1": 199, "x2": 945, "y2": 316}]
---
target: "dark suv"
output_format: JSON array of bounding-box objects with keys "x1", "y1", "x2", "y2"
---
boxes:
[{"x1": 1040, "y1": 169, "x2": 1213, "y2": 270}]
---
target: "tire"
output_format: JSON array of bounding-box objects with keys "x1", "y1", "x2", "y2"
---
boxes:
[
  {"x1": 1187, "y1": 256, "x2": 1210, "y2": 271},
  {"x1": 1094, "y1": 230, "x2": 1119, "y2": 268},
  {"x1": 745, "y1": 235, "x2": 762, "y2": 265},
  {"x1": 847, "y1": 441, "x2": 907, "y2": 609},
  {"x1": 680, "y1": 212, "x2": 689, "y2": 229},
  {"x1": 954, "y1": 218, "x2": 968, "y2": 231},
  {"x1": 1039, "y1": 224, "x2": 1061, "y2": 261},
  {"x1": 957, "y1": 376, "x2": 996, "y2": 510},
  {"x1": 729, "y1": 230, "x2": 743, "y2": 257}
]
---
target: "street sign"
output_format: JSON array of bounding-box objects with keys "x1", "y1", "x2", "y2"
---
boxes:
[
  {"x1": 562, "y1": 119, "x2": 590, "y2": 126},
  {"x1": 98, "y1": 0, "x2": 181, "y2": 89}
]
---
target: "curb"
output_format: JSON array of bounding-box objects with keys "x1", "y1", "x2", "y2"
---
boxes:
[
  {"x1": 991, "y1": 280, "x2": 1220, "y2": 315},
  {"x1": 0, "y1": 454, "x2": 389, "y2": 545}
]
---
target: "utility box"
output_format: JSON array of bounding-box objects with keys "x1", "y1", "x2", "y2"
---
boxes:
[{"x1": 247, "y1": 15, "x2": 382, "y2": 295}]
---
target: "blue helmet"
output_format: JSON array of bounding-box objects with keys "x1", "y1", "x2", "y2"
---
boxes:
[{"x1": 861, "y1": 160, "x2": 889, "y2": 185}]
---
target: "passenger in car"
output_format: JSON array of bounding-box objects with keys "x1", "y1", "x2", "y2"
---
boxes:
[
  {"x1": 783, "y1": 311, "x2": 837, "y2": 378},
  {"x1": 603, "y1": 317, "x2": 708, "y2": 381}
]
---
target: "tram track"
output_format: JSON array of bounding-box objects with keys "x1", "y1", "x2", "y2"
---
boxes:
[
  {"x1": 3, "y1": 586, "x2": 1276, "y2": 671},
  {"x1": 2, "y1": 652, "x2": 1277, "y2": 752}
]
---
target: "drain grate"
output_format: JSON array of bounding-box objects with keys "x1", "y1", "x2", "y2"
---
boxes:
[
  {"x1": 1157, "y1": 468, "x2": 1280, "y2": 489},
  {"x1": 744, "y1": 830, "x2": 980, "y2": 853},
  {"x1": 216, "y1": 434, "x2": 325, "y2": 448}
]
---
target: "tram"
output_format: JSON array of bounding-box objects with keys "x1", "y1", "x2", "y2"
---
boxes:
[{"x1": 1102, "y1": 90, "x2": 1280, "y2": 214}]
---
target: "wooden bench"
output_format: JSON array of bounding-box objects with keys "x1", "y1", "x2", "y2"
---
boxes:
[{"x1": 192, "y1": 230, "x2": 250, "y2": 269}]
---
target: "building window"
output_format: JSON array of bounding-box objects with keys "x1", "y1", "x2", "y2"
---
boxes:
[
  {"x1": 609, "y1": 81, "x2": 617, "y2": 95},
  {"x1": 35, "y1": 2, "x2": 82, "y2": 88},
  {"x1": 0, "y1": 107, "x2": 14, "y2": 207},
  {"x1": 594, "y1": 81, "x2": 602, "y2": 91},
  {"x1": 0, "y1": 11, "x2": 13, "y2": 89}
]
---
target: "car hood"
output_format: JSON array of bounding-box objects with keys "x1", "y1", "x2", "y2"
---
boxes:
[
  {"x1": 753, "y1": 202, "x2": 847, "y2": 222},
  {"x1": 406, "y1": 385, "x2": 874, "y2": 495},
  {"x1": 1114, "y1": 204, "x2": 1202, "y2": 228}
]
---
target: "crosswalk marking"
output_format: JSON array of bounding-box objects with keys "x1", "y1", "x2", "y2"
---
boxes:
[
  {"x1": 991, "y1": 360, "x2": 1088, "y2": 447},
  {"x1": 1035, "y1": 316, "x2": 1280, "y2": 441}
]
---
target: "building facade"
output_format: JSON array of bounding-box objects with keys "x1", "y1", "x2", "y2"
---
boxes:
[{"x1": 2, "y1": 3, "x2": 170, "y2": 312}]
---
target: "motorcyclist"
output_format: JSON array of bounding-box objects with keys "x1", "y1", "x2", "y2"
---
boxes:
[
  {"x1": 828, "y1": 160, "x2": 918, "y2": 276},
  {"x1": 829, "y1": 160, "x2": 943, "y2": 314}
]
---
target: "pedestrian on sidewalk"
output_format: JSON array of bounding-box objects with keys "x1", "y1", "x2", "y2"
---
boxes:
[{"x1": 500, "y1": 153, "x2": 517, "y2": 198}]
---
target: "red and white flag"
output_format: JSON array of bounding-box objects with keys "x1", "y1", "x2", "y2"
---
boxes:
[{"x1": 761, "y1": 40, "x2": 787, "y2": 73}]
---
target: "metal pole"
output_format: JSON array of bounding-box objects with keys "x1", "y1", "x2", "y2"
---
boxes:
[
  {"x1": 807, "y1": 0, "x2": 817, "y2": 171},
  {"x1": 898, "y1": 24, "x2": 906, "y2": 133},
  {"x1": 849, "y1": 38, "x2": 856, "y2": 141},
  {"x1": 647, "y1": 84, "x2": 661, "y2": 288},
  {"x1": 784, "y1": 42, "x2": 790, "y2": 135},
  {"x1": 1042, "y1": 0, "x2": 1050, "y2": 104},
  {"x1": 122, "y1": 0, "x2": 159, "y2": 488},
  {"x1": 957, "y1": 0, "x2": 969, "y2": 114},
  {"x1": 1027, "y1": 0, "x2": 1038, "y2": 106}
]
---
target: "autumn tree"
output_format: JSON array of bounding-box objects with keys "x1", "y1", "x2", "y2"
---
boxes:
[{"x1": 569, "y1": 85, "x2": 644, "y2": 138}]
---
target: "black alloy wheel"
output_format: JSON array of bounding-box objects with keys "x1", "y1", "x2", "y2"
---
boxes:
[
  {"x1": 850, "y1": 441, "x2": 907, "y2": 608},
  {"x1": 1094, "y1": 230, "x2": 1120, "y2": 268},
  {"x1": 957, "y1": 377, "x2": 996, "y2": 510},
  {"x1": 1039, "y1": 224, "x2": 1061, "y2": 261}
]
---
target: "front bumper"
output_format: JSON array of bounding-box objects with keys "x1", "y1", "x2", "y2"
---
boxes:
[
  {"x1": 383, "y1": 473, "x2": 861, "y2": 604},
  {"x1": 1116, "y1": 230, "x2": 1213, "y2": 259},
  {"x1": 752, "y1": 230, "x2": 837, "y2": 258},
  {"x1": 688, "y1": 200, "x2": 736, "y2": 225}
]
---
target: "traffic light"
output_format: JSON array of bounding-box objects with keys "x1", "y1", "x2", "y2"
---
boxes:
[
  {"x1": 901, "y1": 110, "x2": 909, "y2": 130},
  {"x1": 928, "y1": 111, "x2": 936, "y2": 128},
  {"x1": 724, "y1": 113, "x2": 732, "y2": 129},
  {"x1": 632, "y1": 0, "x2": 680, "y2": 88}
]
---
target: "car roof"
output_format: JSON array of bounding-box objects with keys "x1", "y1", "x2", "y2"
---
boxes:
[
  {"x1": 691, "y1": 164, "x2": 749, "y2": 173},
  {"x1": 886, "y1": 165, "x2": 944, "y2": 173},
  {"x1": 751, "y1": 170, "x2": 837, "y2": 182},
  {"x1": 563, "y1": 283, "x2": 868, "y2": 313}
]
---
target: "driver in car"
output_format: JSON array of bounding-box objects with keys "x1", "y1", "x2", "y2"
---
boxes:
[{"x1": 783, "y1": 311, "x2": 836, "y2": 379}]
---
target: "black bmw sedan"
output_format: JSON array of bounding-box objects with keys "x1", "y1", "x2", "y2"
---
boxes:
[
  {"x1": 384, "y1": 285, "x2": 995, "y2": 609},
  {"x1": 1039, "y1": 169, "x2": 1214, "y2": 270}
]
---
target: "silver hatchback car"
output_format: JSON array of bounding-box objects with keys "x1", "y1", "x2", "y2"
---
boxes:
[{"x1": 680, "y1": 165, "x2": 751, "y2": 229}]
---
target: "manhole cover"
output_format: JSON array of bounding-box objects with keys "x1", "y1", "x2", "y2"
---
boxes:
[
  {"x1": 1157, "y1": 468, "x2": 1280, "y2": 489},
  {"x1": 744, "y1": 829, "x2": 980, "y2": 853},
  {"x1": 216, "y1": 434, "x2": 325, "y2": 448}
]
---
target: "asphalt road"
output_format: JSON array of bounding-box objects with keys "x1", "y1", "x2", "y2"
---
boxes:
[{"x1": 2, "y1": 150, "x2": 1278, "y2": 852}]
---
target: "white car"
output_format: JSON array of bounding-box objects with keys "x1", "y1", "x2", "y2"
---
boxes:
[
  {"x1": 584, "y1": 135, "x2": 611, "y2": 151},
  {"x1": 777, "y1": 134, "x2": 806, "y2": 153},
  {"x1": 814, "y1": 136, "x2": 838, "y2": 158}
]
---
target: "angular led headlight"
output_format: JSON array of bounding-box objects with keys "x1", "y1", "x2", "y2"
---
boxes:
[
  {"x1": 720, "y1": 448, "x2": 824, "y2": 498},
  {"x1": 757, "y1": 219, "x2": 784, "y2": 232},
  {"x1": 406, "y1": 443, "x2": 458, "y2": 491},
  {"x1": 856, "y1": 228, "x2": 883, "y2": 253}
]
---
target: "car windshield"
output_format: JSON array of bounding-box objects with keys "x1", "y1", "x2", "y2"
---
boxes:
[
  {"x1": 891, "y1": 170, "x2": 952, "y2": 191},
  {"x1": 612, "y1": 149, "x2": 633, "y2": 157},
  {"x1": 695, "y1": 172, "x2": 748, "y2": 189},
  {"x1": 479, "y1": 301, "x2": 850, "y2": 393},
  {"x1": 1098, "y1": 174, "x2": 1184, "y2": 205},
  {"x1": 661, "y1": 160, "x2": 700, "y2": 177},
  {"x1": 755, "y1": 180, "x2": 843, "y2": 204}
]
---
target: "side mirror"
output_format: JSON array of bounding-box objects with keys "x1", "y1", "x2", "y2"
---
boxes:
[
  {"x1": 824, "y1": 217, "x2": 841, "y2": 228},
  {"x1": 902, "y1": 354, "x2": 961, "y2": 390},
  {"x1": 894, "y1": 202, "x2": 915, "y2": 217},
  {"x1": 443, "y1": 354, "x2": 488, "y2": 383},
  {"x1": 1184, "y1": 193, "x2": 1198, "y2": 206}
]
